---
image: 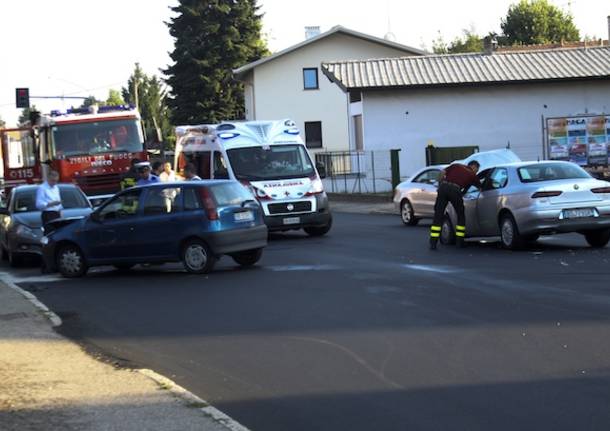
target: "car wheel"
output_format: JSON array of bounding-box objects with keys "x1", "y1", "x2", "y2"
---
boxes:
[
  {"x1": 56, "y1": 244, "x2": 88, "y2": 278},
  {"x1": 304, "y1": 216, "x2": 333, "y2": 237},
  {"x1": 231, "y1": 248, "x2": 263, "y2": 267},
  {"x1": 8, "y1": 250, "x2": 23, "y2": 268},
  {"x1": 500, "y1": 214, "x2": 524, "y2": 250},
  {"x1": 400, "y1": 200, "x2": 419, "y2": 226},
  {"x1": 584, "y1": 229, "x2": 610, "y2": 248},
  {"x1": 440, "y1": 216, "x2": 456, "y2": 245},
  {"x1": 181, "y1": 239, "x2": 216, "y2": 274}
]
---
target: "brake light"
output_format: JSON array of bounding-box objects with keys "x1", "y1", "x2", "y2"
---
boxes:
[
  {"x1": 198, "y1": 187, "x2": 218, "y2": 220},
  {"x1": 531, "y1": 191, "x2": 562, "y2": 198},
  {"x1": 591, "y1": 187, "x2": 610, "y2": 194}
]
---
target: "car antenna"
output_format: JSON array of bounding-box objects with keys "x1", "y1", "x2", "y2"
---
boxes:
[{"x1": 506, "y1": 140, "x2": 511, "y2": 149}]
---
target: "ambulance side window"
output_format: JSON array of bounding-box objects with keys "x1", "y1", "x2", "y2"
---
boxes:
[{"x1": 213, "y1": 152, "x2": 229, "y2": 179}]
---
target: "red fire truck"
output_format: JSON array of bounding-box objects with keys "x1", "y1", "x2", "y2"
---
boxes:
[{"x1": 0, "y1": 105, "x2": 148, "y2": 202}]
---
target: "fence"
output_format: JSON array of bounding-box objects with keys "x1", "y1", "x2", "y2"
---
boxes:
[{"x1": 315, "y1": 150, "x2": 396, "y2": 194}]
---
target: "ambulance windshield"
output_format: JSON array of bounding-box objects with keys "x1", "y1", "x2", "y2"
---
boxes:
[
  {"x1": 52, "y1": 119, "x2": 144, "y2": 158},
  {"x1": 227, "y1": 145, "x2": 315, "y2": 181}
]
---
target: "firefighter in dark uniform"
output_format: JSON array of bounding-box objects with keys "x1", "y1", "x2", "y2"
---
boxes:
[
  {"x1": 430, "y1": 160, "x2": 481, "y2": 250},
  {"x1": 120, "y1": 158, "x2": 141, "y2": 190}
]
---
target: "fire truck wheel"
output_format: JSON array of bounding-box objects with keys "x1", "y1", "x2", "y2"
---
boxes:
[{"x1": 56, "y1": 244, "x2": 88, "y2": 278}]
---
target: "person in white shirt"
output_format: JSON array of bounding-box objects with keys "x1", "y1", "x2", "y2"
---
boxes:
[
  {"x1": 183, "y1": 163, "x2": 202, "y2": 181},
  {"x1": 36, "y1": 170, "x2": 63, "y2": 230},
  {"x1": 159, "y1": 162, "x2": 176, "y2": 182}
]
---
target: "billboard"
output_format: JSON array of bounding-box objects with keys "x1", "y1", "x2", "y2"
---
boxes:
[{"x1": 547, "y1": 115, "x2": 610, "y2": 166}]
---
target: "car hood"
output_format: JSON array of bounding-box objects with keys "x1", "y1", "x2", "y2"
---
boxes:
[
  {"x1": 12, "y1": 208, "x2": 93, "y2": 229},
  {"x1": 459, "y1": 149, "x2": 521, "y2": 172}
]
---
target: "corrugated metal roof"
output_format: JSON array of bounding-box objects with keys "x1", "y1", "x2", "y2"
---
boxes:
[{"x1": 321, "y1": 46, "x2": 610, "y2": 90}]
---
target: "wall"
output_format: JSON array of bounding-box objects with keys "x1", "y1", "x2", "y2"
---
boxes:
[
  {"x1": 250, "y1": 33, "x2": 416, "y2": 153},
  {"x1": 360, "y1": 80, "x2": 610, "y2": 177}
]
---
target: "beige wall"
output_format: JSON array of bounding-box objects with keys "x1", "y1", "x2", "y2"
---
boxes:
[{"x1": 246, "y1": 33, "x2": 416, "y2": 153}]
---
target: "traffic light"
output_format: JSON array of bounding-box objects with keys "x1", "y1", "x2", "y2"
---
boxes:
[{"x1": 16, "y1": 88, "x2": 30, "y2": 108}]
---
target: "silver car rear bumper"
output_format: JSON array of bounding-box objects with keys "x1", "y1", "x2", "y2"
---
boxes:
[{"x1": 517, "y1": 204, "x2": 610, "y2": 234}]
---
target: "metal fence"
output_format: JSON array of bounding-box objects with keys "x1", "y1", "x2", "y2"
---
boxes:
[{"x1": 315, "y1": 150, "x2": 395, "y2": 194}]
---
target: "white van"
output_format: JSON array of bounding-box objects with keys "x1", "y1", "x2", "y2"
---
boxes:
[{"x1": 174, "y1": 120, "x2": 332, "y2": 236}]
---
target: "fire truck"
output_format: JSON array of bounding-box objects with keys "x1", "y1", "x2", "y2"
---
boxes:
[{"x1": 0, "y1": 105, "x2": 148, "y2": 202}]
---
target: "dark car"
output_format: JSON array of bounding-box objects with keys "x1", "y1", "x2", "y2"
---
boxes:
[
  {"x1": 0, "y1": 184, "x2": 92, "y2": 266},
  {"x1": 42, "y1": 181, "x2": 268, "y2": 277}
]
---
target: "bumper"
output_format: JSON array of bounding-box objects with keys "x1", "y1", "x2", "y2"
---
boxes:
[
  {"x1": 8, "y1": 235, "x2": 43, "y2": 256},
  {"x1": 205, "y1": 225, "x2": 268, "y2": 255},
  {"x1": 518, "y1": 206, "x2": 610, "y2": 235},
  {"x1": 264, "y1": 193, "x2": 332, "y2": 231}
]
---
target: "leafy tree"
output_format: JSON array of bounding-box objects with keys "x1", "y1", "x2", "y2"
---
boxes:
[
  {"x1": 164, "y1": 0, "x2": 269, "y2": 125},
  {"x1": 80, "y1": 95, "x2": 100, "y2": 108},
  {"x1": 432, "y1": 32, "x2": 448, "y2": 54},
  {"x1": 122, "y1": 64, "x2": 174, "y2": 148},
  {"x1": 432, "y1": 30, "x2": 483, "y2": 54},
  {"x1": 0, "y1": 116, "x2": 5, "y2": 129},
  {"x1": 18, "y1": 106, "x2": 39, "y2": 126},
  {"x1": 106, "y1": 89, "x2": 125, "y2": 106},
  {"x1": 501, "y1": 0, "x2": 580, "y2": 45}
]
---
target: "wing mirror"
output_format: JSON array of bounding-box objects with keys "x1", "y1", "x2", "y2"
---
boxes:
[{"x1": 316, "y1": 162, "x2": 327, "y2": 179}]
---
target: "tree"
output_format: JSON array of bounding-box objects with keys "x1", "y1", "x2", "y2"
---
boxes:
[
  {"x1": 0, "y1": 116, "x2": 5, "y2": 129},
  {"x1": 122, "y1": 64, "x2": 174, "y2": 148},
  {"x1": 80, "y1": 95, "x2": 100, "y2": 108},
  {"x1": 18, "y1": 106, "x2": 39, "y2": 126},
  {"x1": 501, "y1": 0, "x2": 580, "y2": 45},
  {"x1": 164, "y1": 0, "x2": 269, "y2": 125},
  {"x1": 106, "y1": 89, "x2": 125, "y2": 106},
  {"x1": 432, "y1": 30, "x2": 483, "y2": 54}
]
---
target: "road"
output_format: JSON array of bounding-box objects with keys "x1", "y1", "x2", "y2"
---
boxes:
[{"x1": 9, "y1": 212, "x2": 610, "y2": 431}]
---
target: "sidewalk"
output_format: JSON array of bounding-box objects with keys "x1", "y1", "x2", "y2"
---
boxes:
[
  {"x1": 0, "y1": 280, "x2": 248, "y2": 431},
  {"x1": 328, "y1": 193, "x2": 395, "y2": 215}
]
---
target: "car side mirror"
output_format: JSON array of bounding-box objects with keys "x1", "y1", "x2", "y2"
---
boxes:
[{"x1": 316, "y1": 162, "x2": 327, "y2": 179}]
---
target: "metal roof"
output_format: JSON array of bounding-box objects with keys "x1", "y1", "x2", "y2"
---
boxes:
[
  {"x1": 321, "y1": 46, "x2": 610, "y2": 91},
  {"x1": 233, "y1": 25, "x2": 425, "y2": 79}
]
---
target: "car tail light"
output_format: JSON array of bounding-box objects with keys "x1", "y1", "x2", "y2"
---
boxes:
[
  {"x1": 531, "y1": 191, "x2": 562, "y2": 198},
  {"x1": 591, "y1": 187, "x2": 610, "y2": 194},
  {"x1": 198, "y1": 187, "x2": 218, "y2": 220}
]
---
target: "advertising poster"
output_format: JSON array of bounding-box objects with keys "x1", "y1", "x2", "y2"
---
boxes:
[{"x1": 547, "y1": 115, "x2": 610, "y2": 166}]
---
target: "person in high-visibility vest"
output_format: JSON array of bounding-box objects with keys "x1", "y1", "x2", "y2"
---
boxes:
[
  {"x1": 120, "y1": 158, "x2": 141, "y2": 190},
  {"x1": 429, "y1": 161, "x2": 481, "y2": 250}
]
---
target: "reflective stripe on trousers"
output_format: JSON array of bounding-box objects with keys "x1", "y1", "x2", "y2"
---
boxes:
[
  {"x1": 455, "y1": 224, "x2": 466, "y2": 238},
  {"x1": 430, "y1": 225, "x2": 441, "y2": 238}
]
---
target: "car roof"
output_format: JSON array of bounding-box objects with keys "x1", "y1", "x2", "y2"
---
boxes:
[
  {"x1": 12, "y1": 183, "x2": 80, "y2": 192},
  {"x1": 130, "y1": 179, "x2": 236, "y2": 190},
  {"x1": 486, "y1": 160, "x2": 579, "y2": 170}
]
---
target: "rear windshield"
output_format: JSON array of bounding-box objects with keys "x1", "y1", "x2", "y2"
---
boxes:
[
  {"x1": 518, "y1": 163, "x2": 591, "y2": 183},
  {"x1": 13, "y1": 187, "x2": 90, "y2": 213},
  {"x1": 209, "y1": 182, "x2": 254, "y2": 206}
]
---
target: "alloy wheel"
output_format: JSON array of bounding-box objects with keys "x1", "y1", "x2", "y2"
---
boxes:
[
  {"x1": 501, "y1": 219, "x2": 514, "y2": 247},
  {"x1": 185, "y1": 244, "x2": 207, "y2": 271},
  {"x1": 60, "y1": 250, "x2": 82, "y2": 275}
]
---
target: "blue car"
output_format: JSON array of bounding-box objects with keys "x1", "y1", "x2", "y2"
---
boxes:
[{"x1": 42, "y1": 181, "x2": 268, "y2": 277}]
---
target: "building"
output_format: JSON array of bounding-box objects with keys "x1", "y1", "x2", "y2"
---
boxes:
[
  {"x1": 322, "y1": 46, "x2": 610, "y2": 184},
  {"x1": 233, "y1": 26, "x2": 423, "y2": 153}
]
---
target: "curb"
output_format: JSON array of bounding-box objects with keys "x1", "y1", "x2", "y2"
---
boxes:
[
  {"x1": 0, "y1": 274, "x2": 62, "y2": 327},
  {"x1": 138, "y1": 369, "x2": 252, "y2": 431}
]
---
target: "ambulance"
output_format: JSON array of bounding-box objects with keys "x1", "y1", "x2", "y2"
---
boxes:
[{"x1": 174, "y1": 120, "x2": 332, "y2": 236}]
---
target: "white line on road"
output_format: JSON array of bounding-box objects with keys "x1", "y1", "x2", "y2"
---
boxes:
[
  {"x1": 402, "y1": 264, "x2": 460, "y2": 274},
  {"x1": 267, "y1": 264, "x2": 342, "y2": 272}
]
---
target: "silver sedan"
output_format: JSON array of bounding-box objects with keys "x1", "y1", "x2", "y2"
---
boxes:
[
  {"x1": 442, "y1": 161, "x2": 610, "y2": 249},
  {"x1": 393, "y1": 165, "x2": 446, "y2": 226}
]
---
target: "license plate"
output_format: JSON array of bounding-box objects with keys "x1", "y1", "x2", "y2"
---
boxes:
[
  {"x1": 234, "y1": 211, "x2": 254, "y2": 222},
  {"x1": 562, "y1": 208, "x2": 596, "y2": 219},
  {"x1": 283, "y1": 217, "x2": 301, "y2": 225}
]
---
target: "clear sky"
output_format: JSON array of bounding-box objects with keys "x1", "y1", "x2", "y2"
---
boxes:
[{"x1": 1, "y1": 0, "x2": 608, "y2": 126}]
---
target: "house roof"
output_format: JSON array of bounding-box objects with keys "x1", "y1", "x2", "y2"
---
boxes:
[
  {"x1": 321, "y1": 46, "x2": 610, "y2": 91},
  {"x1": 233, "y1": 25, "x2": 425, "y2": 79}
]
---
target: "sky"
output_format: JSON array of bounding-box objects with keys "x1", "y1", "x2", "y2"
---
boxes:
[{"x1": 0, "y1": 0, "x2": 608, "y2": 126}]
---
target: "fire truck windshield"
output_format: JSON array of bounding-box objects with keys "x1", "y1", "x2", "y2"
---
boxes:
[{"x1": 51, "y1": 118, "x2": 144, "y2": 158}]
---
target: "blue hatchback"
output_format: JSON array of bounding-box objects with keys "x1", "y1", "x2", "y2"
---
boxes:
[{"x1": 42, "y1": 181, "x2": 268, "y2": 277}]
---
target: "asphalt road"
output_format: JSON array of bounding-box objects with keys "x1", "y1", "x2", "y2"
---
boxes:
[{"x1": 10, "y1": 212, "x2": 610, "y2": 431}]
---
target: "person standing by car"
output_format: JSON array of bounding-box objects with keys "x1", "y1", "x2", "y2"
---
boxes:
[
  {"x1": 120, "y1": 158, "x2": 141, "y2": 190},
  {"x1": 152, "y1": 161, "x2": 164, "y2": 177},
  {"x1": 160, "y1": 162, "x2": 176, "y2": 182},
  {"x1": 183, "y1": 163, "x2": 202, "y2": 181},
  {"x1": 429, "y1": 161, "x2": 481, "y2": 250},
  {"x1": 36, "y1": 170, "x2": 63, "y2": 231},
  {"x1": 136, "y1": 161, "x2": 160, "y2": 186}
]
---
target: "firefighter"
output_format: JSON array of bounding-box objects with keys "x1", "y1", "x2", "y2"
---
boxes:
[
  {"x1": 429, "y1": 160, "x2": 481, "y2": 250},
  {"x1": 120, "y1": 158, "x2": 141, "y2": 190}
]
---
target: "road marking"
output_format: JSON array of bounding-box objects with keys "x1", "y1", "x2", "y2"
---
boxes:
[
  {"x1": 267, "y1": 264, "x2": 341, "y2": 272},
  {"x1": 402, "y1": 264, "x2": 460, "y2": 274}
]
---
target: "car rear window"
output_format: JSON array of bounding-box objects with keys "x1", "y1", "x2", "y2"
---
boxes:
[
  {"x1": 209, "y1": 182, "x2": 254, "y2": 206},
  {"x1": 518, "y1": 163, "x2": 591, "y2": 183}
]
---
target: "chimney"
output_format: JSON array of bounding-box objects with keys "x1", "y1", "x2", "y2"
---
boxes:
[
  {"x1": 305, "y1": 26, "x2": 321, "y2": 40},
  {"x1": 483, "y1": 35, "x2": 498, "y2": 55}
]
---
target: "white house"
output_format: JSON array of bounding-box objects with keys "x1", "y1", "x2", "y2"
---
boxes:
[
  {"x1": 322, "y1": 46, "x2": 610, "y2": 187},
  {"x1": 233, "y1": 26, "x2": 423, "y2": 153}
]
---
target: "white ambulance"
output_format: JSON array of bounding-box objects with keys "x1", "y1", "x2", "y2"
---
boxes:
[{"x1": 174, "y1": 120, "x2": 332, "y2": 236}]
